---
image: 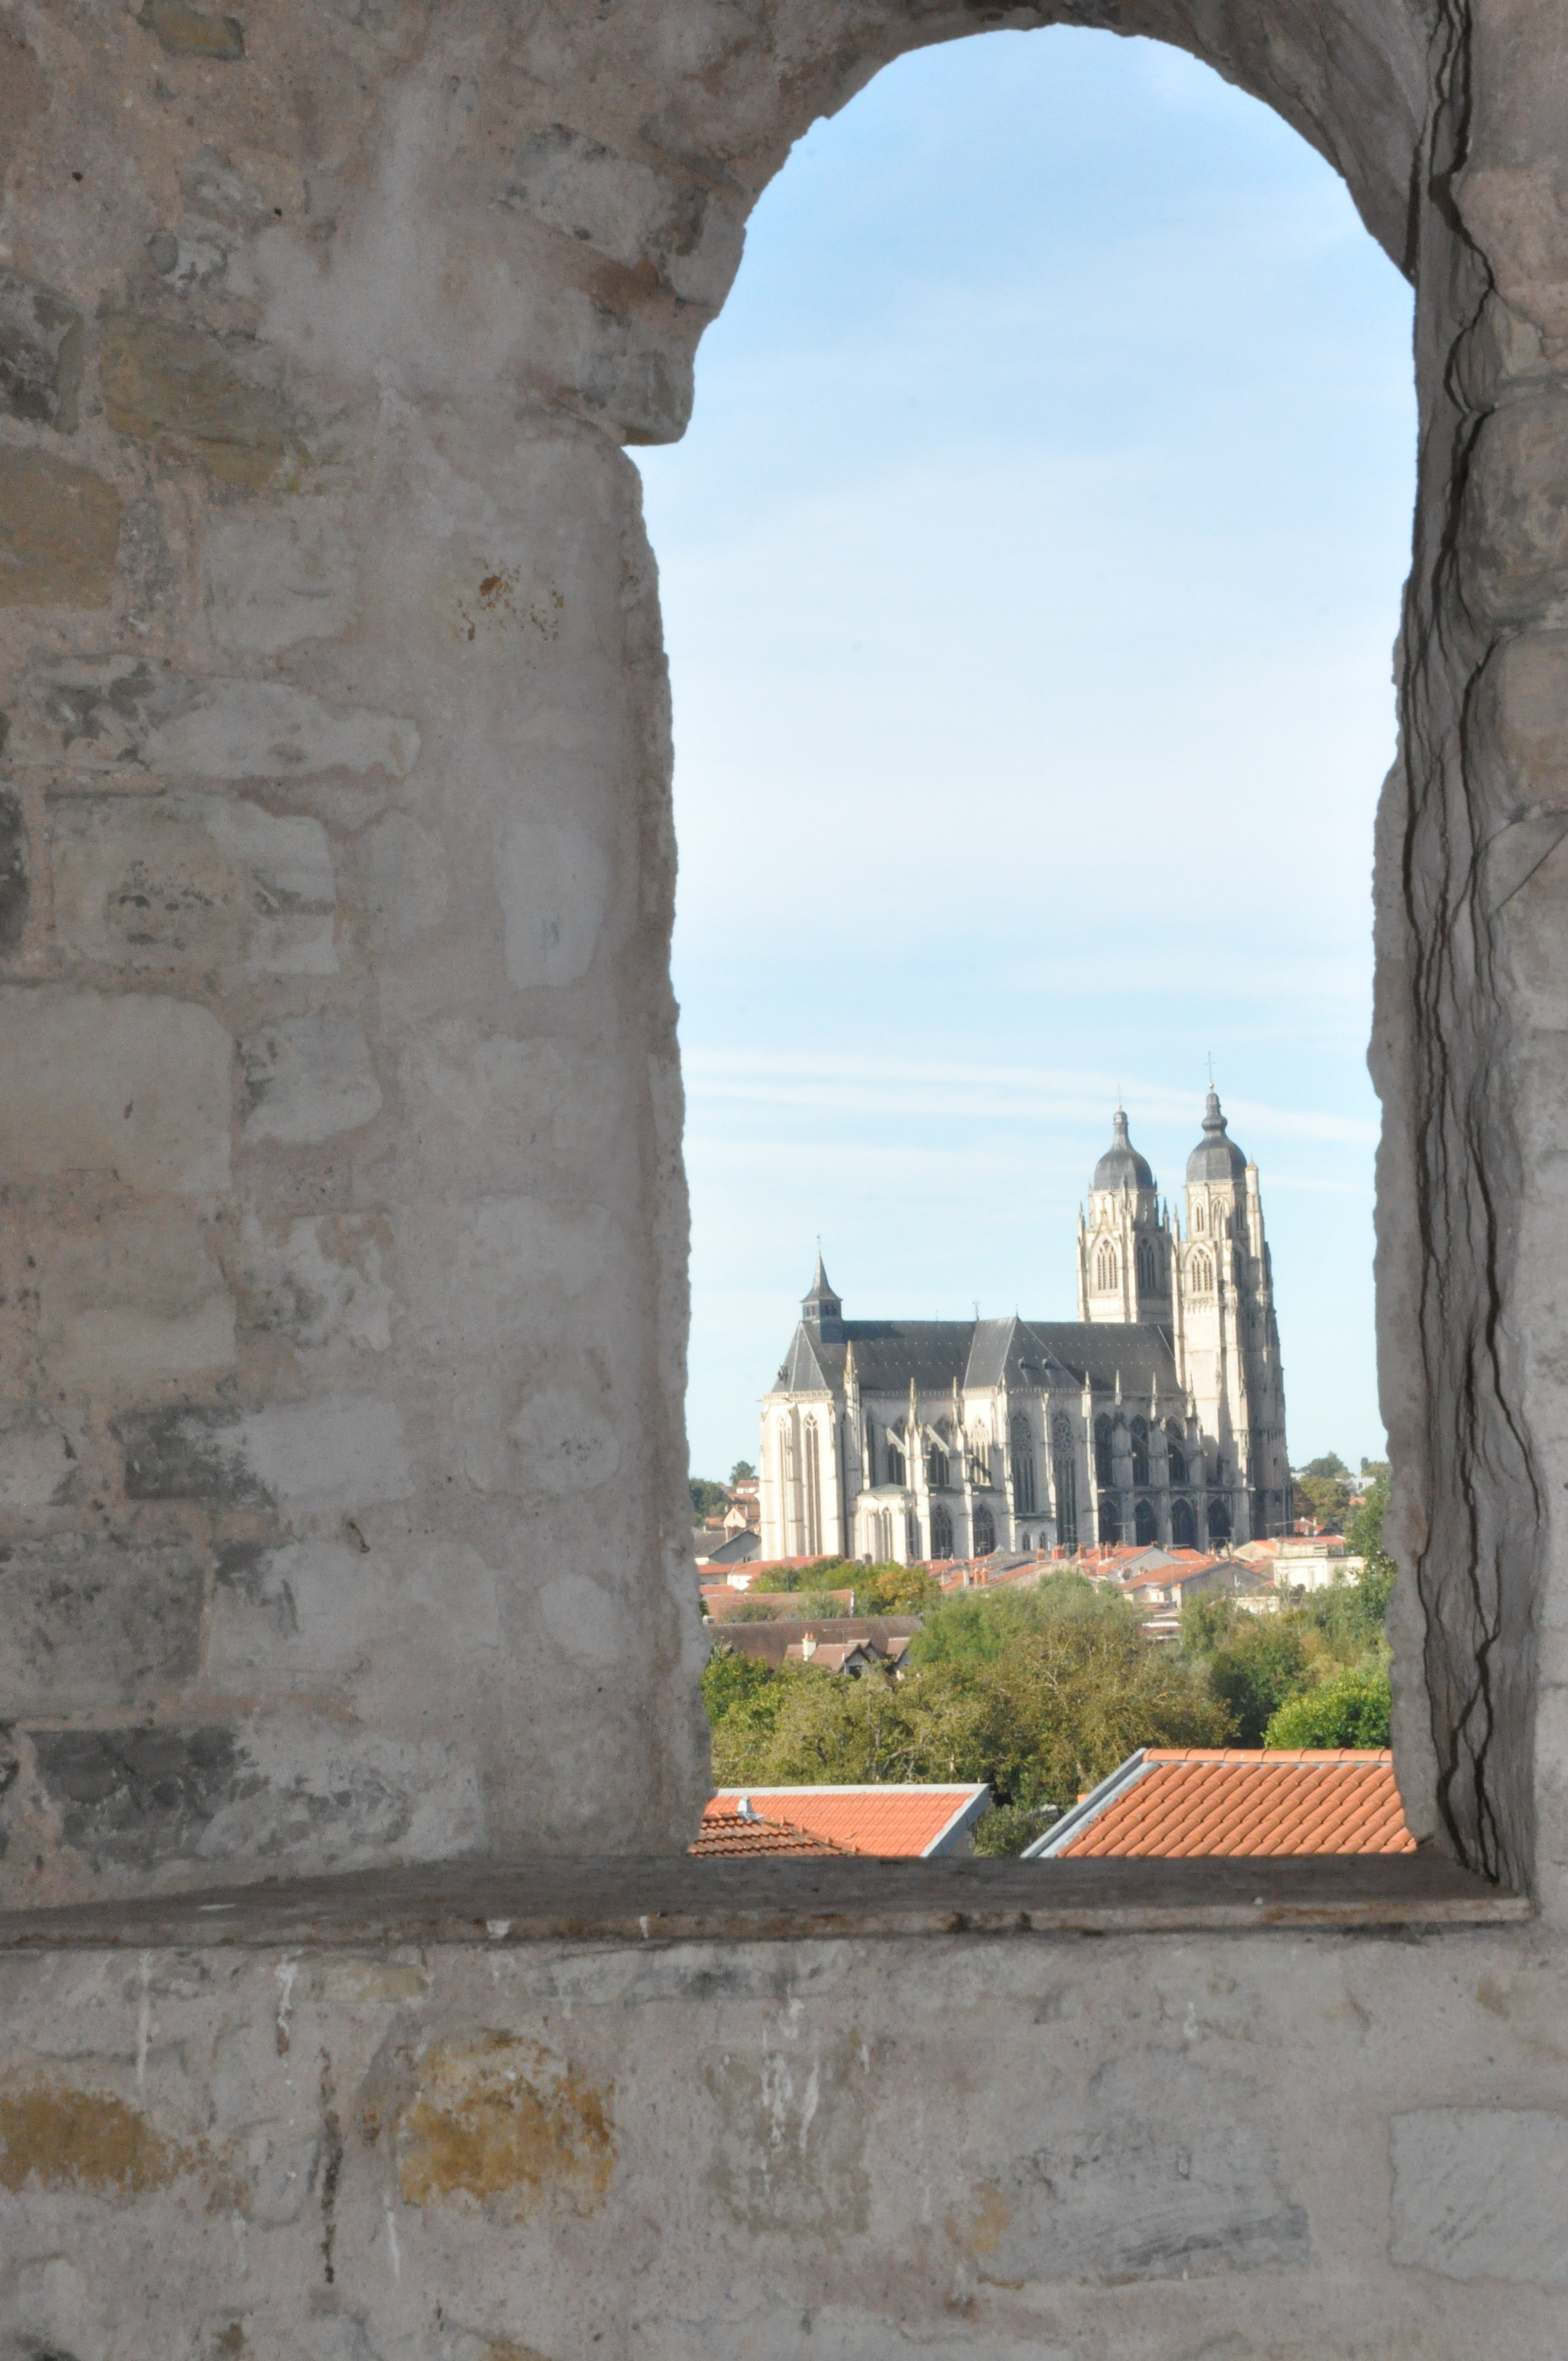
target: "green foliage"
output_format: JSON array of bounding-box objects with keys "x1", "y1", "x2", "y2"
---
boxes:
[
  {"x1": 706, "y1": 1594, "x2": 1232, "y2": 1815},
  {"x1": 1206, "y1": 1619, "x2": 1313, "y2": 1744},
  {"x1": 1348, "y1": 1471, "x2": 1393, "y2": 1577},
  {"x1": 1302, "y1": 1452, "x2": 1349, "y2": 1479},
  {"x1": 690, "y1": 1476, "x2": 729, "y2": 1520},
  {"x1": 1178, "y1": 1591, "x2": 1239, "y2": 1658},
  {"x1": 1293, "y1": 1471, "x2": 1351, "y2": 1532},
  {"x1": 1360, "y1": 1457, "x2": 1390, "y2": 1481},
  {"x1": 1296, "y1": 1566, "x2": 1393, "y2": 1661},
  {"x1": 764, "y1": 1557, "x2": 846, "y2": 1592},
  {"x1": 701, "y1": 1642, "x2": 783, "y2": 1726},
  {"x1": 1264, "y1": 1663, "x2": 1392, "y2": 1748},
  {"x1": 729, "y1": 1460, "x2": 757, "y2": 1483},
  {"x1": 857, "y1": 1561, "x2": 943, "y2": 1614},
  {"x1": 725, "y1": 1597, "x2": 785, "y2": 1622},
  {"x1": 972, "y1": 1802, "x2": 1058, "y2": 1857}
]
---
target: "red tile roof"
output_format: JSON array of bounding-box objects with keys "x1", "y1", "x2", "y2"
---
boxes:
[
  {"x1": 707, "y1": 1785, "x2": 990, "y2": 1858},
  {"x1": 1040, "y1": 1750, "x2": 1415, "y2": 1859},
  {"x1": 690, "y1": 1808, "x2": 852, "y2": 1858}
]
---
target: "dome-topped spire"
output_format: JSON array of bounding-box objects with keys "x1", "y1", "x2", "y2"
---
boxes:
[
  {"x1": 1185, "y1": 1086, "x2": 1248, "y2": 1184},
  {"x1": 1092, "y1": 1106, "x2": 1155, "y2": 1194}
]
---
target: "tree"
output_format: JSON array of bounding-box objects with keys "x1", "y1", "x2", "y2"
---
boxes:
[
  {"x1": 857, "y1": 1562, "x2": 942, "y2": 1614},
  {"x1": 690, "y1": 1476, "x2": 729, "y2": 1520},
  {"x1": 1264, "y1": 1664, "x2": 1392, "y2": 1748},
  {"x1": 1302, "y1": 1452, "x2": 1349, "y2": 1479},
  {"x1": 729, "y1": 1460, "x2": 757, "y2": 1484},
  {"x1": 1206, "y1": 1619, "x2": 1313, "y2": 1744},
  {"x1": 1178, "y1": 1592, "x2": 1239, "y2": 1658},
  {"x1": 1293, "y1": 1471, "x2": 1351, "y2": 1532}
]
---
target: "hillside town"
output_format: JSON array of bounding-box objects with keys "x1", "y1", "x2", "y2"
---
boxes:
[{"x1": 690, "y1": 1100, "x2": 1399, "y2": 1859}]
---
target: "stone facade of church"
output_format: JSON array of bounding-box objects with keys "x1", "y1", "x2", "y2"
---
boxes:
[{"x1": 760, "y1": 1092, "x2": 1291, "y2": 1563}]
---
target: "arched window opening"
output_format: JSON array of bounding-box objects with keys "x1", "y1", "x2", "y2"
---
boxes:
[
  {"x1": 1134, "y1": 1496, "x2": 1157, "y2": 1546},
  {"x1": 1136, "y1": 1236, "x2": 1156, "y2": 1293},
  {"x1": 886, "y1": 1440, "x2": 905, "y2": 1487},
  {"x1": 973, "y1": 1503, "x2": 997, "y2": 1556},
  {"x1": 1093, "y1": 1413, "x2": 1114, "y2": 1488},
  {"x1": 1098, "y1": 1494, "x2": 1121, "y2": 1546},
  {"x1": 1193, "y1": 1200, "x2": 1206, "y2": 1233},
  {"x1": 1052, "y1": 1412, "x2": 1079, "y2": 1552},
  {"x1": 1164, "y1": 1417, "x2": 1188, "y2": 1485},
  {"x1": 1170, "y1": 1497, "x2": 1197, "y2": 1548},
  {"x1": 927, "y1": 1447, "x2": 949, "y2": 1489},
  {"x1": 803, "y1": 1419, "x2": 823, "y2": 1557},
  {"x1": 1095, "y1": 1239, "x2": 1118, "y2": 1292},
  {"x1": 1011, "y1": 1415, "x2": 1036, "y2": 1514},
  {"x1": 863, "y1": 1419, "x2": 877, "y2": 1486},
  {"x1": 1130, "y1": 1416, "x2": 1150, "y2": 1486},
  {"x1": 930, "y1": 1503, "x2": 954, "y2": 1559},
  {"x1": 1190, "y1": 1249, "x2": 1214, "y2": 1296},
  {"x1": 1208, "y1": 1494, "x2": 1232, "y2": 1542}
]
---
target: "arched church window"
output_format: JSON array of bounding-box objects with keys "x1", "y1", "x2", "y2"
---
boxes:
[
  {"x1": 928, "y1": 1448, "x2": 949, "y2": 1489},
  {"x1": 1098, "y1": 1494, "x2": 1121, "y2": 1546},
  {"x1": 930, "y1": 1503, "x2": 954, "y2": 1559},
  {"x1": 1011, "y1": 1415, "x2": 1036, "y2": 1513},
  {"x1": 973, "y1": 1503, "x2": 996, "y2": 1556},
  {"x1": 803, "y1": 1418, "x2": 823, "y2": 1557},
  {"x1": 1208, "y1": 1495, "x2": 1232, "y2": 1542},
  {"x1": 1134, "y1": 1496, "x2": 1157, "y2": 1546},
  {"x1": 1167, "y1": 1435, "x2": 1188, "y2": 1484},
  {"x1": 1190, "y1": 1249, "x2": 1213, "y2": 1296},
  {"x1": 1052, "y1": 1412, "x2": 1072, "y2": 1452},
  {"x1": 1094, "y1": 1414, "x2": 1114, "y2": 1487},
  {"x1": 1095, "y1": 1240, "x2": 1118, "y2": 1291},
  {"x1": 1193, "y1": 1200, "x2": 1206, "y2": 1233},
  {"x1": 1136, "y1": 1236, "x2": 1156, "y2": 1292},
  {"x1": 887, "y1": 1441, "x2": 905, "y2": 1486},
  {"x1": 1170, "y1": 1497, "x2": 1197, "y2": 1548},
  {"x1": 1130, "y1": 1416, "x2": 1150, "y2": 1485}
]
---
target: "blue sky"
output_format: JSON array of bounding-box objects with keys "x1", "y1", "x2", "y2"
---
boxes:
[{"x1": 634, "y1": 25, "x2": 1416, "y2": 1486}]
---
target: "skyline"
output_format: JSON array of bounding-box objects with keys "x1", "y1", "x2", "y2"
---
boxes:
[{"x1": 637, "y1": 25, "x2": 1417, "y2": 1483}]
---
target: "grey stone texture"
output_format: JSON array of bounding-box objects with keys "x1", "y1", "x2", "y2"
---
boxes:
[{"x1": 1, "y1": 0, "x2": 1567, "y2": 2341}]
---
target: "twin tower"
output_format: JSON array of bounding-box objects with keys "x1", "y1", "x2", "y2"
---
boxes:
[{"x1": 760, "y1": 1091, "x2": 1291, "y2": 1565}]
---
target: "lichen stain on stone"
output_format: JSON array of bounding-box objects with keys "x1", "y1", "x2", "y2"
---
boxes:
[
  {"x1": 963, "y1": 2183, "x2": 1012, "y2": 2257},
  {"x1": 0, "y1": 2081, "x2": 189, "y2": 2196},
  {"x1": 395, "y1": 2031, "x2": 614, "y2": 2220}
]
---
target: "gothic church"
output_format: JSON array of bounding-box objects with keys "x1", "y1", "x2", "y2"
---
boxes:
[{"x1": 759, "y1": 1091, "x2": 1291, "y2": 1564}]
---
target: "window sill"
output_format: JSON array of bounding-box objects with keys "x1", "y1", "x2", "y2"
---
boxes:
[{"x1": 0, "y1": 1852, "x2": 1529, "y2": 1951}]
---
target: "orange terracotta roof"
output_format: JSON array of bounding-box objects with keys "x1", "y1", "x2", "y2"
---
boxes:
[
  {"x1": 708, "y1": 1785, "x2": 989, "y2": 1858},
  {"x1": 1041, "y1": 1749, "x2": 1414, "y2": 1859},
  {"x1": 690, "y1": 1808, "x2": 852, "y2": 1858}
]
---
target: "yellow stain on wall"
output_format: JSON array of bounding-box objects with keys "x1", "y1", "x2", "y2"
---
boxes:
[{"x1": 396, "y1": 2030, "x2": 615, "y2": 2221}]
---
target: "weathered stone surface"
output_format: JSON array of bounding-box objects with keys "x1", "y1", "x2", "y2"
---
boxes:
[
  {"x1": 504, "y1": 126, "x2": 744, "y2": 309},
  {"x1": 50, "y1": 793, "x2": 337, "y2": 974},
  {"x1": 0, "y1": 786, "x2": 29, "y2": 954},
  {"x1": 497, "y1": 818, "x2": 610, "y2": 988},
  {"x1": 0, "y1": 989, "x2": 231, "y2": 1195},
  {"x1": 10, "y1": 660, "x2": 417, "y2": 781},
  {"x1": 207, "y1": 1539, "x2": 378, "y2": 1689},
  {"x1": 35, "y1": 1209, "x2": 235, "y2": 1386},
  {"x1": 1391, "y1": 2107, "x2": 1568, "y2": 2282},
  {"x1": 361, "y1": 810, "x2": 448, "y2": 949},
  {"x1": 0, "y1": 452, "x2": 119, "y2": 607},
  {"x1": 387, "y1": 2028, "x2": 616, "y2": 2220},
  {"x1": 0, "y1": 268, "x2": 84, "y2": 429},
  {"x1": 116, "y1": 1395, "x2": 413, "y2": 1515},
  {"x1": 0, "y1": 1419, "x2": 78, "y2": 1511},
  {"x1": 0, "y1": 2259, "x2": 110, "y2": 2361},
  {"x1": 0, "y1": 1535, "x2": 203, "y2": 1710},
  {"x1": 203, "y1": 500, "x2": 357, "y2": 654},
  {"x1": 232, "y1": 1212, "x2": 393, "y2": 1358},
  {"x1": 101, "y1": 317, "x2": 296, "y2": 487},
  {"x1": 241, "y1": 1013, "x2": 382, "y2": 1143},
  {"x1": 137, "y1": 0, "x2": 244, "y2": 59},
  {"x1": 27, "y1": 1726, "x2": 242, "y2": 1869}
]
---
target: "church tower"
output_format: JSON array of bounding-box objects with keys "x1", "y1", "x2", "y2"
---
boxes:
[
  {"x1": 1172, "y1": 1089, "x2": 1289, "y2": 1541},
  {"x1": 1077, "y1": 1108, "x2": 1172, "y2": 1324}
]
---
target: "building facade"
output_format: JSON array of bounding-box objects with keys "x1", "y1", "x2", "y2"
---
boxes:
[{"x1": 759, "y1": 1092, "x2": 1291, "y2": 1563}]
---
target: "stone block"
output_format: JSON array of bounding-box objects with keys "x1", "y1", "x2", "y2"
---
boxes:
[
  {"x1": 137, "y1": 0, "x2": 244, "y2": 58},
  {"x1": 232, "y1": 1211, "x2": 394, "y2": 1358},
  {"x1": 510, "y1": 1384, "x2": 621, "y2": 1498},
  {"x1": 187, "y1": 1715, "x2": 483, "y2": 1867},
  {"x1": 116, "y1": 1394, "x2": 413, "y2": 1516},
  {"x1": 50, "y1": 792, "x2": 337, "y2": 974},
  {"x1": 0, "y1": 988, "x2": 232, "y2": 1196},
  {"x1": 207, "y1": 1538, "x2": 377, "y2": 1689},
  {"x1": 203, "y1": 500, "x2": 357, "y2": 654},
  {"x1": 101, "y1": 316, "x2": 294, "y2": 488},
  {"x1": 0, "y1": 1534, "x2": 203, "y2": 1709},
  {"x1": 9, "y1": 658, "x2": 418, "y2": 781},
  {"x1": 638, "y1": 2305, "x2": 1069, "y2": 2361},
  {"x1": 387, "y1": 2028, "x2": 616, "y2": 2221},
  {"x1": 1461, "y1": 391, "x2": 1568, "y2": 624},
  {"x1": 0, "y1": 268, "x2": 84, "y2": 429},
  {"x1": 0, "y1": 451, "x2": 119, "y2": 607},
  {"x1": 28, "y1": 1724, "x2": 241, "y2": 1869},
  {"x1": 0, "y1": 1419, "x2": 78, "y2": 1511},
  {"x1": 1391, "y1": 2107, "x2": 1568, "y2": 2281},
  {"x1": 36, "y1": 1208, "x2": 235, "y2": 1386},
  {"x1": 241, "y1": 1011, "x2": 382, "y2": 1143},
  {"x1": 497, "y1": 818, "x2": 609, "y2": 988},
  {"x1": 0, "y1": 2259, "x2": 111, "y2": 2361},
  {"x1": 362, "y1": 810, "x2": 448, "y2": 948},
  {"x1": 0, "y1": 785, "x2": 29, "y2": 953},
  {"x1": 503, "y1": 126, "x2": 743, "y2": 308}
]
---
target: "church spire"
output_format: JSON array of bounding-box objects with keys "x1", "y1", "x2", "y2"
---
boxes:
[{"x1": 801, "y1": 1248, "x2": 843, "y2": 1334}]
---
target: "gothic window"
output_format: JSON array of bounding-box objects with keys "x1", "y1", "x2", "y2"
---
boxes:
[
  {"x1": 1134, "y1": 1497, "x2": 1157, "y2": 1546},
  {"x1": 1094, "y1": 1413, "x2": 1114, "y2": 1487},
  {"x1": 1054, "y1": 1451, "x2": 1079, "y2": 1550},
  {"x1": 803, "y1": 1419, "x2": 823, "y2": 1557},
  {"x1": 1098, "y1": 1493, "x2": 1121, "y2": 1545},
  {"x1": 1170, "y1": 1497, "x2": 1197, "y2": 1547},
  {"x1": 970, "y1": 1441, "x2": 992, "y2": 1487},
  {"x1": 1208, "y1": 1494, "x2": 1232, "y2": 1542},
  {"x1": 1130, "y1": 1416, "x2": 1150, "y2": 1486},
  {"x1": 1193, "y1": 1200, "x2": 1206, "y2": 1233},
  {"x1": 1190, "y1": 1249, "x2": 1214, "y2": 1296},
  {"x1": 927, "y1": 1448, "x2": 949, "y2": 1489},
  {"x1": 906, "y1": 1513, "x2": 921, "y2": 1560},
  {"x1": 1011, "y1": 1415, "x2": 1037, "y2": 1514},
  {"x1": 887, "y1": 1442, "x2": 905, "y2": 1487},
  {"x1": 973, "y1": 1503, "x2": 996, "y2": 1556},
  {"x1": 864, "y1": 1421, "x2": 876, "y2": 1486},
  {"x1": 930, "y1": 1503, "x2": 954, "y2": 1558},
  {"x1": 1136, "y1": 1236, "x2": 1156, "y2": 1292},
  {"x1": 1095, "y1": 1239, "x2": 1118, "y2": 1291}
]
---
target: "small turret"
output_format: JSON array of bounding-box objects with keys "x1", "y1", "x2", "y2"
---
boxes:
[{"x1": 801, "y1": 1249, "x2": 843, "y2": 1337}]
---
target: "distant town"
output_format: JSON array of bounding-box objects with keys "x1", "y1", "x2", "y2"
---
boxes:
[{"x1": 688, "y1": 1099, "x2": 1396, "y2": 1861}]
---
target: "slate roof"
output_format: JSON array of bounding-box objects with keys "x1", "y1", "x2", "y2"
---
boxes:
[
  {"x1": 710, "y1": 1617, "x2": 924, "y2": 1669},
  {"x1": 1028, "y1": 1749, "x2": 1414, "y2": 1859},
  {"x1": 771, "y1": 1313, "x2": 1179, "y2": 1399},
  {"x1": 1093, "y1": 1107, "x2": 1156, "y2": 1192},
  {"x1": 708, "y1": 1785, "x2": 992, "y2": 1857},
  {"x1": 1186, "y1": 1088, "x2": 1250, "y2": 1183}
]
